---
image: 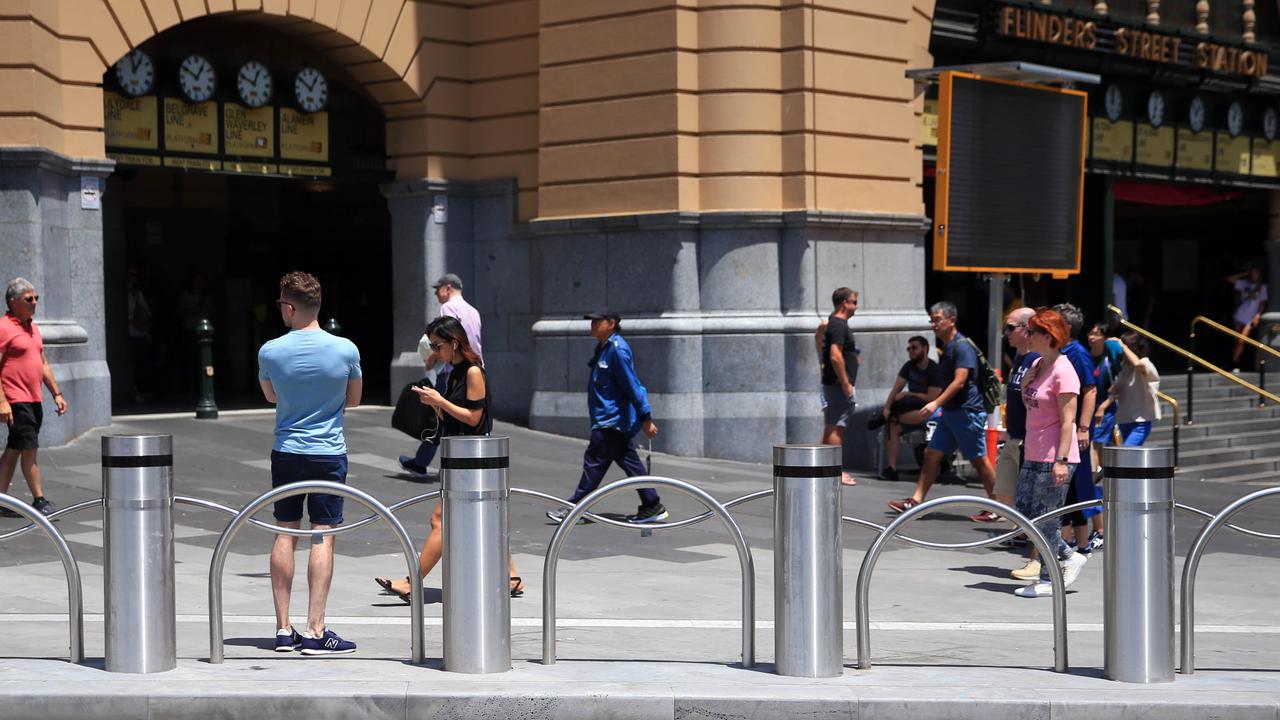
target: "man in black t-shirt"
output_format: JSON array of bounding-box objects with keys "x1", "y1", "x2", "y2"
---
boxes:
[
  {"x1": 872, "y1": 335, "x2": 943, "y2": 481},
  {"x1": 819, "y1": 287, "x2": 859, "y2": 486}
]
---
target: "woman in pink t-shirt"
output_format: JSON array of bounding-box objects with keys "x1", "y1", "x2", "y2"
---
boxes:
[{"x1": 1011, "y1": 308, "x2": 1090, "y2": 598}]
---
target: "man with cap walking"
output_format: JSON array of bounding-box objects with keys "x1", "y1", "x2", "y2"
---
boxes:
[
  {"x1": 547, "y1": 311, "x2": 666, "y2": 524},
  {"x1": 398, "y1": 273, "x2": 483, "y2": 476}
]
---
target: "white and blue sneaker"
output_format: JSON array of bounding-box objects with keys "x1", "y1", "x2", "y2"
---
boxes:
[
  {"x1": 274, "y1": 626, "x2": 302, "y2": 652},
  {"x1": 626, "y1": 503, "x2": 669, "y2": 523},
  {"x1": 299, "y1": 628, "x2": 356, "y2": 656}
]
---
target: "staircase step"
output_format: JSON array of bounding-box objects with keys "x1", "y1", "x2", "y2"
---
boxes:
[
  {"x1": 1176, "y1": 443, "x2": 1280, "y2": 467},
  {"x1": 1186, "y1": 469, "x2": 1280, "y2": 486},
  {"x1": 1176, "y1": 429, "x2": 1280, "y2": 452},
  {"x1": 1148, "y1": 417, "x2": 1269, "y2": 439},
  {"x1": 1181, "y1": 457, "x2": 1280, "y2": 480}
]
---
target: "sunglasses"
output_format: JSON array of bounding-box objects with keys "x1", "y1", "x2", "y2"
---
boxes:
[
  {"x1": 275, "y1": 299, "x2": 294, "y2": 310},
  {"x1": 1003, "y1": 323, "x2": 1023, "y2": 332},
  {"x1": 20, "y1": 295, "x2": 38, "y2": 303},
  {"x1": 1026, "y1": 327, "x2": 1042, "y2": 336},
  {"x1": 428, "y1": 339, "x2": 455, "y2": 352}
]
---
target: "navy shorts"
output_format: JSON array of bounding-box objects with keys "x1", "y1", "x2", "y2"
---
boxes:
[
  {"x1": 270, "y1": 451, "x2": 347, "y2": 525},
  {"x1": 5, "y1": 402, "x2": 42, "y2": 451}
]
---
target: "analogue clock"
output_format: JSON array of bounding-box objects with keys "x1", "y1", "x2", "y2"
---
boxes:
[
  {"x1": 178, "y1": 54, "x2": 216, "y2": 103},
  {"x1": 236, "y1": 60, "x2": 272, "y2": 108},
  {"x1": 1227, "y1": 101, "x2": 1244, "y2": 137},
  {"x1": 1146, "y1": 90, "x2": 1165, "y2": 128},
  {"x1": 294, "y1": 67, "x2": 329, "y2": 113},
  {"x1": 1104, "y1": 85, "x2": 1123, "y2": 123},
  {"x1": 1265, "y1": 107, "x2": 1278, "y2": 142},
  {"x1": 1189, "y1": 95, "x2": 1207, "y2": 133},
  {"x1": 114, "y1": 49, "x2": 154, "y2": 97}
]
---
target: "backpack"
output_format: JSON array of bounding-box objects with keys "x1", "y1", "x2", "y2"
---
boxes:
[{"x1": 962, "y1": 337, "x2": 1003, "y2": 415}]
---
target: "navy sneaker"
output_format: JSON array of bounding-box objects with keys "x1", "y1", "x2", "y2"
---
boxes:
[
  {"x1": 626, "y1": 503, "x2": 669, "y2": 523},
  {"x1": 32, "y1": 497, "x2": 55, "y2": 516},
  {"x1": 274, "y1": 626, "x2": 302, "y2": 653},
  {"x1": 397, "y1": 456, "x2": 427, "y2": 477},
  {"x1": 299, "y1": 628, "x2": 356, "y2": 656}
]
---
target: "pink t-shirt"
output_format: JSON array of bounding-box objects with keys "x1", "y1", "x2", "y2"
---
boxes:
[
  {"x1": 0, "y1": 313, "x2": 44, "y2": 403},
  {"x1": 1022, "y1": 354, "x2": 1080, "y2": 464}
]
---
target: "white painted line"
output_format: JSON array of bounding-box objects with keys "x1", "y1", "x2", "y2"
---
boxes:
[
  {"x1": 348, "y1": 452, "x2": 409, "y2": 474},
  {"x1": 113, "y1": 406, "x2": 394, "y2": 422}
]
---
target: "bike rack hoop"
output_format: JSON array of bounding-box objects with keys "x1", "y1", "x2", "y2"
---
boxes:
[{"x1": 0, "y1": 493, "x2": 84, "y2": 664}]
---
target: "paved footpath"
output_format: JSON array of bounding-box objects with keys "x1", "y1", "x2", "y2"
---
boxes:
[{"x1": 0, "y1": 408, "x2": 1278, "y2": 718}]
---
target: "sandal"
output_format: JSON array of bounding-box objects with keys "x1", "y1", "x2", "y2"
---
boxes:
[
  {"x1": 509, "y1": 576, "x2": 525, "y2": 598},
  {"x1": 375, "y1": 576, "x2": 413, "y2": 604}
]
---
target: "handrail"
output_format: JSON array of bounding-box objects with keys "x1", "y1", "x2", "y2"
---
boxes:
[
  {"x1": 1156, "y1": 391, "x2": 1180, "y2": 468},
  {"x1": 1180, "y1": 486, "x2": 1280, "y2": 674},
  {"x1": 541, "y1": 475, "x2": 756, "y2": 668},
  {"x1": 1107, "y1": 305, "x2": 1280, "y2": 406},
  {"x1": 855, "y1": 495, "x2": 1069, "y2": 672},
  {"x1": 1191, "y1": 314, "x2": 1280, "y2": 361},
  {"x1": 0, "y1": 493, "x2": 84, "y2": 663}
]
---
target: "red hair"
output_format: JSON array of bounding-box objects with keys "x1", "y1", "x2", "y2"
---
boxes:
[{"x1": 1028, "y1": 308, "x2": 1070, "y2": 349}]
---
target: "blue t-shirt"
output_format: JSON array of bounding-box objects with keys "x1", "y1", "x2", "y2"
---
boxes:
[
  {"x1": 1005, "y1": 352, "x2": 1039, "y2": 439},
  {"x1": 258, "y1": 329, "x2": 362, "y2": 455},
  {"x1": 939, "y1": 332, "x2": 984, "y2": 413},
  {"x1": 1061, "y1": 340, "x2": 1097, "y2": 425},
  {"x1": 1092, "y1": 339, "x2": 1125, "y2": 409}
]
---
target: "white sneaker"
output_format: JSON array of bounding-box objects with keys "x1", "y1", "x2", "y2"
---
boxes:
[
  {"x1": 1010, "y1": 559, "x2": 1041, "y2": 581},
  {"x1": 1060, "y1": 552, "x2": 1088, "y2": 588},
  {"x1": 1014, "y1": 582, "x2": 1053, "y2": 598}
]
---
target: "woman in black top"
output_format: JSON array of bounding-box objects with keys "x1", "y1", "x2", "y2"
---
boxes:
[{"x1": 374, "y1": 316, "x2": 524, "y2": 599}]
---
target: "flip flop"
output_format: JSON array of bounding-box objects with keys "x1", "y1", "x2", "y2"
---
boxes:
[
  {"x1": 509, "y1": 576, "x2": 524, "y2": 598},
  {"x1": 841, "y1": 473, "x2": 858, "y2": 486},
  {"x1": 375, "y1": 576, "x2": 413, "y2": 603}
]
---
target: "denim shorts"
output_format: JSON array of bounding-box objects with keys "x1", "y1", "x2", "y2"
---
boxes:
[
  {"x1": 270, "y1": 451, "x2": 347, "y2": 525},
  {"x1": 1090, "y1": 408, "x2": 1117, "y2": 443},
  {"x1": 1119, "y1": 421, "x2": 1152, "y2": 446},
  {"x1": 927, "y1": 407, "x2": 988, "y2": 460}
]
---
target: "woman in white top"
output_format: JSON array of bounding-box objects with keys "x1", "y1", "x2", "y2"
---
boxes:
[{"x1": 1099, "y1": 330, "x2": 1160, "y2": 446}]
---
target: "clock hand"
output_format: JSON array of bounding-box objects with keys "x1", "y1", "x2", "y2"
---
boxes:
[{"x1": 181, "y1": 66, "x2": 195, "y2": 81}]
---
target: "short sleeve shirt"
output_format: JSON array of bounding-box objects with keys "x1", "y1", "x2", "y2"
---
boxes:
[
  {"x1": 898, "y1": 359, "x2": 943, "y2": 394},
  {"x1": 1004, "y1": 352, "x2": 1039, "y2": 439},
  {"x1": 1023, "y1": 354, "x2": 1081, "y2": 464},
  {"x1": 1234, "y1": 279, "x2": 1269, "y2": 327},
  {"x1": 939, "y1": 332, "x2": 983, "y2": 413},
  {"x1": 1061, "y1": 340, "x2": 1097, "y2": 425},
  {"x1": 820, "y1": 315, "x2": 858, "y2": 387},
  {"x1": 258, "y1": 329, "x2": 362, "y2": 455},
  {"x1": 0, "y1": 313, "x2": 44, "y2": 403}
]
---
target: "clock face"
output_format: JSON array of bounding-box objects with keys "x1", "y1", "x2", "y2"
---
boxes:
[
  {"x1": 1147, "y1": 91, "x2": 1165, "y2": 128},
  {"x1": 114, "y1": 49, "x2": 154, "y2": 97},
  {"x1": 236, "y1": 61, "x2": 273, "y2": 108},
  {"x1": 178, "y1": 54, "x2": 216, "y2": 103},
  {"x1": 1189, "y1": 96, "x2": 1207, "y2": 133},
  {"x1": 294, "y1": 67, "x2": 329, "y2": 113},
  {"x1": 1105, "y1": 85, "x2": 1123, "y2": 123},
  {"x1": 1227, "y1": 101, "x2": 1244, "y2": 137},
  {"x1": 1265, "y1": 107, "x2": 1278, "y2": 142}
]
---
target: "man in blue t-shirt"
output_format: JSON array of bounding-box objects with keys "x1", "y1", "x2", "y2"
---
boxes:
[
  {"x1": 1053, "y1": 303, "x2": 1099, "y2": 554},
  {"x1": 257, "y1": 271, "x2": 362, "y2": 656},
  {"x1": 889, "y1": 301, "x2": 997, "y2": 513}
]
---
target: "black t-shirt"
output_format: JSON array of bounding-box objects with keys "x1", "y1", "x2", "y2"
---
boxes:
[
  {"x1": 820, "y1": 315, "x2": 858, "y2": 387},
  {"x1": 897, "y1": 359, "x2": 943, "y2": 394},
  {"x1": 441, "y1": 360, "x2": 491, "y2": 437}
]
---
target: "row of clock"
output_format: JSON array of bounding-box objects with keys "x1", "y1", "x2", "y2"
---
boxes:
[
  {"x1": 113, "y1": 49, "x2": 329, "y2": 113},
  {"x1": 1102, "y1": 84, "x2": 1278, "y2": 141}
]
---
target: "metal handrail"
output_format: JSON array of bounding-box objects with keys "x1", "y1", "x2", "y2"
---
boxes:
[
  {"x1": 1156, "y1": 392, "x2": 1180, "y2": 468},
  {"x1": 1191, "y1": 314, "x2": 1277, "y2": 409},
  {"x1": 0, "y1": 497, "x2": 102, "y2": 541},
  {"x1": 855, "y1": 495, "x2": 1069, "y2": 673},
  {"x1": 207, "y1": 480, "x2": 423, "y2": 664},
  {"x1": 541, "y1": 475, "x2": 756, "y2": 668},
  {"x1": 0, "y1": 493, "x2": 84, "y2": 663},
  {"x1": 1180, "y1": 486, "x2": 1280, "y2": 675}
]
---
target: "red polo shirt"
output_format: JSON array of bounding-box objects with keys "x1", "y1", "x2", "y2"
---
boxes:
[{"x1": 0, "y1": 312, "x2": 44, "y2": 403}]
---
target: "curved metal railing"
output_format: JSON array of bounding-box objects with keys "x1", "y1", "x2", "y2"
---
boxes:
[
  {"x1": 854, "y1": 495, "x2": 1070, "y2": 673},
  {"x1": 539, "y1": 476, "x2": 757, "y2": 668},
  {"x1": 0, "y1": 493, "x2": 85, "y2": 663},
  {"x1": 206, "y1": 481, "x2": 423, "y2": 664},
  {"x1": 1180, "y1": 486, "x2": 1280, "y2": 675}
]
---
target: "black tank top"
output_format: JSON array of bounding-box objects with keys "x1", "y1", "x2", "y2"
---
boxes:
[{"x1": 441, "y1": 360, "x2": 491, "y2": 437}]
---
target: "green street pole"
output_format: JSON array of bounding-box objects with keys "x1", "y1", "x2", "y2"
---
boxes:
[{"x1": 195, "y1": 318, "x2": 218, "y2": 419}]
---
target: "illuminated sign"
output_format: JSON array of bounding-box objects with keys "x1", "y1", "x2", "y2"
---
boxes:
[
  {"x1": 103, "y1": 92, "x2": 158, "y2": 150},
  {"x1": 223, "y1": 103, "x2": 274, "y2": 158},
  {"x1": 163, "y1": 98, "x2": 218, "y2": 155}
]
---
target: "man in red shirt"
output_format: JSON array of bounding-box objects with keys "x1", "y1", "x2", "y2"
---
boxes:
[{"x1": 0, "y1": 278, "x2": 67, "y2": 516}]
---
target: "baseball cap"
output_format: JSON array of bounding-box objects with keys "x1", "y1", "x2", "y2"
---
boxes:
[
  {"x1": 583, "y1": 311, "x2": 620, "y2": 323},
  {"x1": 432, "y1": 273, "x2": 463, "y2": 290}
]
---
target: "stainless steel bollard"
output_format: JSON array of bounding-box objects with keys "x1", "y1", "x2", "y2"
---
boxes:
[
  {"x1": 441, "y1": 435, "x2": 510, "y2": 673},
  {"x1": 773, "y1": 444, "x2": 843, "y2": 677},
  {"x1": 1102, "y1": 445, "x2": 1175, "y2": 683},
  {"x1": 102, "y1": 435, "x2": 176, "y2": 673}
]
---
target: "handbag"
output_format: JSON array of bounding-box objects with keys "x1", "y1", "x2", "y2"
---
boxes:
[{"x1": 391, "y1": 378, "x2": 441, "y2": 444}]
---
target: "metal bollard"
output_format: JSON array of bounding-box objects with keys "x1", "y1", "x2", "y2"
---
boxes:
[
  {"x1": 1102, "y1": 445, "x2": 1175, "y2": 683},
  {"x1": 773, "y1": 444, "x2": 843, "y2": 677},
  {"x1": 102, "y1": 435, "x2": 176, "y2": 673},
  {"x1": 441, "y1": 435, "x2": 510, "y2": 673}
]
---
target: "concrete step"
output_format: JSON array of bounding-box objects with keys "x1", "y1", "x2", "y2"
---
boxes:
[
  {"x1": 1177, "y1": 406, "x2": 1280, "y2": 424},
  {"x1": 1162, "y1": 372, "x2": 1262, "y2": 389},
  {"x1": 1190, "y1": 467, "x2": 1280, "y2": 485},
  {"x1": 1149, "y1": 417, "x2": 1269, "y2": 439},
  {"x1": 1176, "y1": 429, "x2": 1280, "y2": 452},
  {"x1": 1176, "y1": 442, "x2": 1280, "y2": 467},
  {"x1": 1177, "y1": 396, "x2": 1273, "y2": 412},
  {"x1": 1182, "y1": 456, "x2": 1280, "y2": 480}
]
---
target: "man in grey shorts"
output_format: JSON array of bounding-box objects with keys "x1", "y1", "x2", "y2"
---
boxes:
[{"x1": 819, "y1": 287, "x2": 860, "y2": 486}]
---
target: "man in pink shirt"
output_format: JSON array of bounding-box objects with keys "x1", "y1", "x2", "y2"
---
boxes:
[{"x1": 0, "y1": 278, "x2": 68, "y2": 516}]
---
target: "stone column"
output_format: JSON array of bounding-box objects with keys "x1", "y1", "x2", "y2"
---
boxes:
[{"x1": 0, "y1": 148, "x2": 114, "y2": 446}]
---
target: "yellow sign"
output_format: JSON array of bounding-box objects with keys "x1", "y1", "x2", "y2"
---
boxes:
[
  {"x1": 1252, "y1": 140, "x2": 1280, "y2": 178},
  {"x1": 1091, "y1": 118, "x2": 1132, "y2": 162},
  {"x1": 163, "y1": 99, "x2": 217, "y2": 154},
  {"x1": 1215, "y1": 132, "x2": 1251, "y2": 174},
  {"x1": 104, "y1": 92, "x2": 158, "y2": 150},
  {"x1": 1134, "y1": 124, "x2": 1174, "y2": 167},
  {"x1": 1176, "y1": 129, "x2": 1213, "y2": 171},
  {"x1": 279, "y1": 164, "x2": 332, "y2": 177},
  {"x1": 223, "y1": 103, "x2": 275, "y2": 157},
  {"x1": 280, "y1": 109, "x2": 329, "y2": 162},
  {"x1": 225, "y1": 161, "x2": 277, "y2": 174},
  {"x1": 108, "y1": 152, "x2": 161, "y2": 167},
  {"x1": 164, "y1": 156, "x2": 221, "y2": 171},
  {"x1": 922, "y1": 99, "x2": 938, "y2": 147}
]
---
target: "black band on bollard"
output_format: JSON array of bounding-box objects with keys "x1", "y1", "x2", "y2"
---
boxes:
[
  {"x1": 773, "y1": 465, "x2": 843, "y2": 478},
  {"x1": 440, "y1": 456, "x2": 510, "y2": 470},
  {"x1": 102, "y1": 454, "x2": 173, "y2": 468},
  {"x1": 1105, "y1": 466, "x2": 1175, "y2": 479}
]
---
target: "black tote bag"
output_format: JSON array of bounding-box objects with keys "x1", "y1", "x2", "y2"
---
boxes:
[{"x1": 391, "y1": 378, "x2": 441, "y2": 444}]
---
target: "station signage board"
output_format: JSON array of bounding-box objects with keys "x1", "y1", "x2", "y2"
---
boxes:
[
  {"x1": 223, "y1": 103, "x2": 274, "y2": 158},
  {"x1": 163, "y1": 98, "x2": 218, "y2": 155},
  {"x1": 280, "y1": 108, "x2": 329, "y2": 163},
  {"x1": 1175, "y1": 130, "x2": 1214, "y2": 171},
  {"x1": 1135, "y1": 125, "x2": 1175, "y2": 167},
  {"x1": 103, "y1": 92, "x2": 157, "y2": 150}
]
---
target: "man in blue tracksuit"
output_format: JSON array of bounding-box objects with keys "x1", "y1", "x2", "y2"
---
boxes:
[{"x1": 547, "y1": 311, "x2": 667, "y2": 524}]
